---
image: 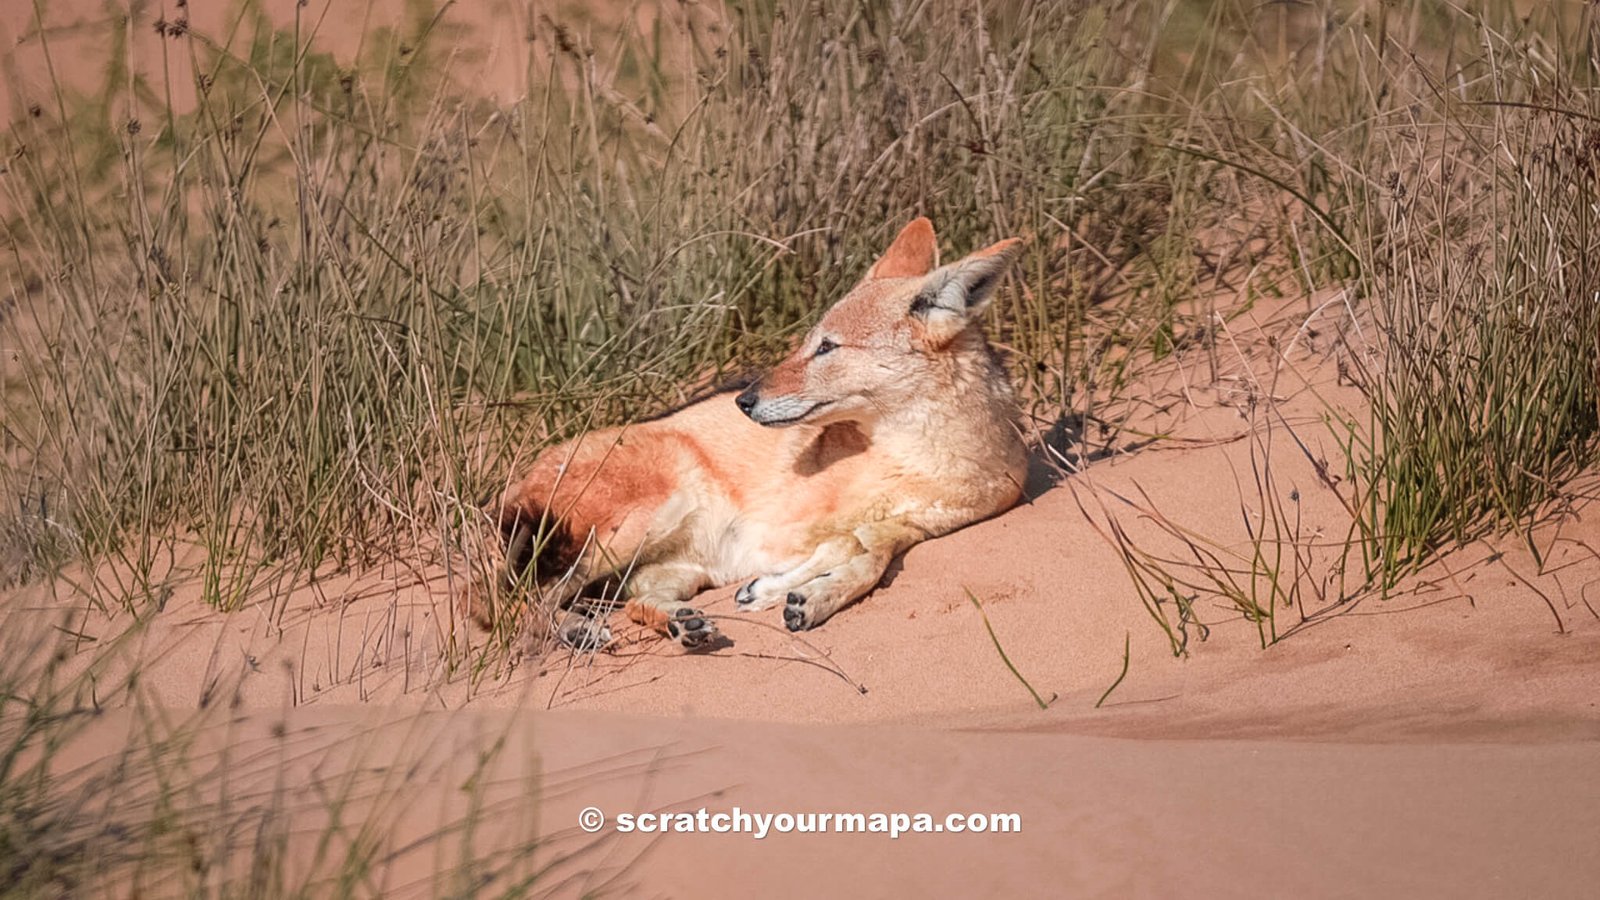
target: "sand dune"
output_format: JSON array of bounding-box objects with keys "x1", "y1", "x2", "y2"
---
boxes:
[{"x1": 15, "y1": 298, "x2": 1599, "y2": 896}]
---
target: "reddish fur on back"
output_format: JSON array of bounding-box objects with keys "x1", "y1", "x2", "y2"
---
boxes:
[{"x1": 500, "y1": 432, "x2": 679, "y2": 579}]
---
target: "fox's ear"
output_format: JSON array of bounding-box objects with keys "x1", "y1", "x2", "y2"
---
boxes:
[
  {"x1": 868, "y1": 217, "x2": 939, "y2": 280},
  {"x1": 909, "y1": 238, "x2": 1023, "y2": 345}
]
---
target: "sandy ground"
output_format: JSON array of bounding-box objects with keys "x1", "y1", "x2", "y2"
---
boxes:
[
  {"x1": 11, "y1": 295, "x2": 1600, "y2": 896},
  {"x1": 49, "y1": 706, "x2": 1598, "y2": 898}
]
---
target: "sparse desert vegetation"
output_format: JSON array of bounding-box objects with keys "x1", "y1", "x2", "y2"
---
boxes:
[{"x1": 2, "y1": 0, "x2": 1599, "y2": 895}]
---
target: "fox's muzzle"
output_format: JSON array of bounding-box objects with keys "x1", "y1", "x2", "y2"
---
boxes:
[{"x1": 735, "y1": 383, "x2": 826, "y2": 427}]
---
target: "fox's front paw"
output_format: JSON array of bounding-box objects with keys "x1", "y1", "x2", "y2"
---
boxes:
[
  {"x1": 734, "y1": 577, "x2": 786, "y2": 612},
  {"x1": 783, "y1": 591, "x2": 814, "y2": 631},
  {"x1": 667, "y1": 606, "x2": 718, "y2": 649}
]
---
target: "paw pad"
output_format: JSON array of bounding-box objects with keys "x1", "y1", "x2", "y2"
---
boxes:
[
  {"x1": 558, "y1": 616, "x2": 612, "y2": 651},
  {"x1": 783, "y1": 594, "x2": 808, "y2": 632},
  {"x1": 668, "y1": 607, "x2": 717, "y2": 649}
]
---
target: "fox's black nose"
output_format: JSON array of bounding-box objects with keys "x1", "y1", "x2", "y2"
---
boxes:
[{"x1": 735, "y1": 386, "x2": 760, "y2": 416}]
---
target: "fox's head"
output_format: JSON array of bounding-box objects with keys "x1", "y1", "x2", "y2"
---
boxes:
[{"x1": 736, "y1": 218, "x2": 1023, "y2": 428}]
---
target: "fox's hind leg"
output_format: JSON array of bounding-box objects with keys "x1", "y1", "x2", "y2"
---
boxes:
[
  {"x1": 487, "y1": 502, "x2": 605, "y2": 654},
  {"x1": 622, "y1": 561, "x2": 717, "y2": 649}
]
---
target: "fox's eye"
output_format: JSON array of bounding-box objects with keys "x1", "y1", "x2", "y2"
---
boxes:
[{"x1": 814, "y1": 338, "x2": 838, "y2": 357}]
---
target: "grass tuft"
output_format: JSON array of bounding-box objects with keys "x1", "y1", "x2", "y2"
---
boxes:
[{"x1": 965, "y1": 588, "x2": 1055, "y2": 711}]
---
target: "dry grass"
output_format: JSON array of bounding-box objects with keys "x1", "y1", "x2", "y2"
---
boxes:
[{"x1": 1061, "y1": 0, "x2": 1600, "y2": 648}]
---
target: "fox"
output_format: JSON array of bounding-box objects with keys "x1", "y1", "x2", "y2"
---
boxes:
[{"x1": 480, "y1": 217, "x2": 1028, "y2": 651}]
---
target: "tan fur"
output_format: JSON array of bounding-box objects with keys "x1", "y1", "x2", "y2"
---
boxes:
[{"x1": 487, "y1": 218, "x2": 1028, "y2": 649}]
